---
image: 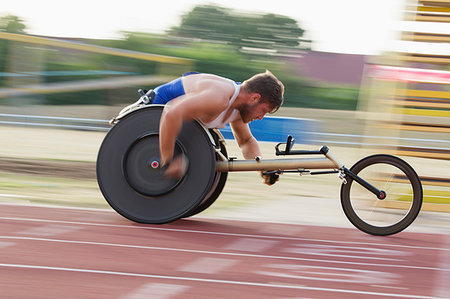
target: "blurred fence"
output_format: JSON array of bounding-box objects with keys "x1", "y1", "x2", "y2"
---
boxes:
[
  {"x1": 0, "y1": 75, "x2": 177, "y2": 99},
  {"x1": 0, "y1": 32, "x2": 193, "y2": 65},
  {"x1": 1, "y1": 113, "x2": 449, "y2": 151},
  {"x1": 0, "y1": 113, "x2": 109, "y2": 131},
  {"x1": 0, "y1": 32, "x2": 192, "y2": 106}
]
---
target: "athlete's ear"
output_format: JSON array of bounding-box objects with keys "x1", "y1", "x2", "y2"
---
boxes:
[{"x1": 251, "y1": 93, "x2": 261, "y2": 103}]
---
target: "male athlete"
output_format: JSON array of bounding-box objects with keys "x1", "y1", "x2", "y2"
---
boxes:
[{"x1": 153, "y1": 70, "x2": 284, "y2": 185}]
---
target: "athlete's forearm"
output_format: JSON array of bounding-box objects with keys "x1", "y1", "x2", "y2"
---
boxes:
[
  {"x1": 239, "y1": 136, "x2": 262, "y2": 160},
  {"x1": 159, "y1": 109, "x2": 182, "y2": 165}
]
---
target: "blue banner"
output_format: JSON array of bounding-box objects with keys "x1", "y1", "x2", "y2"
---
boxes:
[{"x1": 219, "y1": 116, "x2": 317, "y2": 144}]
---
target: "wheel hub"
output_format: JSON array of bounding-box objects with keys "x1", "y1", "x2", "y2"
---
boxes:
[{"x1": 123, "y1": 134, "x2": 184, "y2": 196}]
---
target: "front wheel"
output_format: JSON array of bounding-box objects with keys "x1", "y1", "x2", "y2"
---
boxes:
[{"x1": 340, "y1": 154, "x2": 422, "y2": 236}]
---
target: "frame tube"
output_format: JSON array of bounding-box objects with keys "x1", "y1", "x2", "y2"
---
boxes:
[
  {"x1": 216, "y1": 158, "x2": 337, "y2": 172},
  {"x1": 343, "y1": 167, "x2": 386, "y2": 199}
]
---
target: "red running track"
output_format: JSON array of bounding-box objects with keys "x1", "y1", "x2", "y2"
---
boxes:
[{"x1": 0, "y1": 203, "x2": 448, "y2": 298}]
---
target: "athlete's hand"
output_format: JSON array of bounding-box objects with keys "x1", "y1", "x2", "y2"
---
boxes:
[
  {"x1": 162, "y1": 154, "x2": 188, "y2": 179},
  {"x1": 261, "y1": 171, "x2": 279, "y2": 185}
]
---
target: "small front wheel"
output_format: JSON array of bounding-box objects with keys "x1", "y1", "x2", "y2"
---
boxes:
[{"x1": 340, "y1": 154, "x2": 422, "y2": 236}]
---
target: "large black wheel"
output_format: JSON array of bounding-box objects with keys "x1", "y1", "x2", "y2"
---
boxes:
[
  {"x1": 96, "y1": 105, "x2": 216, "y2": 224},
  {"x1": 183, "y1": 130, "x2": 228, "y2": 218},
  {"x1": 340, "y1": 154, "x2": 422, "y2": 236}
]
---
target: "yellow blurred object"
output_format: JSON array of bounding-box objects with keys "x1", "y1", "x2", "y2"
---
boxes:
[
  {"x1": 0, "y1": 32, "x2": 193, "y2": 65},
  {"x1": 359, "y1": 0, "x2": 450, "y2": 209}
]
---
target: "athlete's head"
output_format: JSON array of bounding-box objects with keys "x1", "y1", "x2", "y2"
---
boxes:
[{"x1": 242, "y1": 70, "x2": 284, "y2": 114}]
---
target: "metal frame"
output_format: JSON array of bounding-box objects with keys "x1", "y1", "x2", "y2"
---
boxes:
[
  {"x1": 216, "y1": 157, "x2": 337, "y2": 172},
  {"x1": 215, "y1": 136, "x2": 343, "y2": 172},
  {"x1": 214, "y1": 135, "x2": 387, "y2": 199}
]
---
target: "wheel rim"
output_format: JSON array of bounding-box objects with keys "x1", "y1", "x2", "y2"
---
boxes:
[
  {"x1": 348, "y1": 162, "x2": 415, "y2": 227},
  {"x1": 341, "y1": 155, "x2": 422, "y2": 235}
]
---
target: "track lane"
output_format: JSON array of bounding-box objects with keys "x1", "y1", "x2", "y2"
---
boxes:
[{"x1": 0, "y1": 203, "x2": 448, "y2": 298}]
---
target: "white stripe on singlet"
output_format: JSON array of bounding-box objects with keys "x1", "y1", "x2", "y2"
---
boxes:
[{"x1": 201, "y1": 83, "x2": 240, "y2": 129}]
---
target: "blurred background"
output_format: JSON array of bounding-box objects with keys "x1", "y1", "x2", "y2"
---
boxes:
[{"x1": 0, "y1": 0, "x2": 448, "y2": 226}]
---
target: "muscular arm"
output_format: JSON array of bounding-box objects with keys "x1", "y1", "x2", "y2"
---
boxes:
[
  {"x1": 159, "y1": 86, "x2": 229, "y2": 165},
  {"x1": 159, "y1": 106, "x2": 183, "y2": 164},
  {"x1": 230, "y1": 119, "x2": 262, "y2": 160},
  {"x1": 231, "y1": 119, "x2": 279, "y2": 185}
]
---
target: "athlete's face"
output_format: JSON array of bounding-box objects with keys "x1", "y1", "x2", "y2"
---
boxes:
[{"x1": 239, "y1": 100, "x2": 273, "y2": 123}]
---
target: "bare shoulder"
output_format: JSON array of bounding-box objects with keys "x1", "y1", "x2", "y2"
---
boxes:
[{"x1": 183, "y1": 74, "x2": 235, "y2": 105}]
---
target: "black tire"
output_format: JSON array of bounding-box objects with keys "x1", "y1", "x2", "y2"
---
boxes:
[
  {"x1": 340, "y1": 154, "x2": 422, "y2": 236},
  {"x1": 96, "y1": 105, "x2": 216, "y2": 224},
  {"x1": 182, "y1": 130, "x2": 228, "y2": 217}
]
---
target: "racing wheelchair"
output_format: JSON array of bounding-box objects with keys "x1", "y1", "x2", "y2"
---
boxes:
[{"x1": 97, "y1": 90, "x2": 423, "y2": 236}]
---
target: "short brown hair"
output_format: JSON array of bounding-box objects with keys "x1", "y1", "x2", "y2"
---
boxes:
[{"x1": 242, "y1": 70, "x2": 284, "y2": 113}]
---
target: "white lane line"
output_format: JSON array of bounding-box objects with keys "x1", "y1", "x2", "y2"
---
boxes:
[
  {"x1": 223, "y1": 238, "x2": 278, "y2": 252},
  {"x1": 0, "y1": 236, "x2": 447, "y2": 273},
  {"x1": 283, "y1": 244, "x2": 411, "y2": 262},
  {"x1": 371, "y1": 285, "x2": 409, "y2": 291},
  {"x1": 0, "y1": 263, "x2": 439, "y2": 299},
  {"x1": 121, "y1": 283, "x2": 190, "y2": 299},
  {"x1": 178, "y1": 257, "x2": 238, "y2": 274},
  {"x1": 17, "y1": 224, "x2": 83, "y2": 236},
  {"x1": 0, "y1": 216, "x2": 446, "y2": 252}
]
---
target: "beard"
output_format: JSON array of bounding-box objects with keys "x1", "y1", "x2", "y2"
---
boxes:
[{"x1": 238, "y1": 103, "x2": 254, "y2": 123}]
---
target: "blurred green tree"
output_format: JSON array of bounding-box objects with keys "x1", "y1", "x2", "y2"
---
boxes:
[
  {"x1": 169, "y1": 4, "x2": 310, "y2": 53},
  {"x1": 0, "y1": 14, "x2": 26, "y2": 34},
  {"x1": 0, "y1": 15, "x2": 27, "y2": 86}
]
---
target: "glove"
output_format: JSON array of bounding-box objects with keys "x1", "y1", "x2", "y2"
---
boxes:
[
  {"x1": 162, "y1": 154, "x2": 188, "y2": 179},
  {"x1": 261, "y1": 171, "x2": 279, "y2": 185}
]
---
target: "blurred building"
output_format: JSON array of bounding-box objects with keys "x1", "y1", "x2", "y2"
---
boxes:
[
  {"x1": 290, "y1": 51, "x2": 366, "y2": 86},
  {"x1": 359, "y1": 0, "x2": 450, "y2": 210}
]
